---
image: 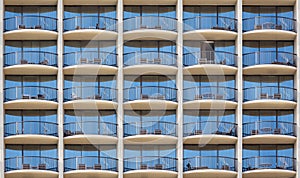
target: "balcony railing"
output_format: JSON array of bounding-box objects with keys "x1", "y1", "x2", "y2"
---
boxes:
[
  {"x1": 4, "y1": 16, "x2": 57, "y2": 32},
  {"x1": 124, "y1": 16, "x2": 177, "y2": 32},
  {"x1": 184, "y1": 16, "x2": 237, "y2": 32},
  {"x1": 183, "y1": 51, "x2": 237, "y2": 67},
  {"x1": 243, "y1": 86, "x2": 296, "y2": 102},
  {"x1": 64, "y1": 86, "x2": 117, "y2": 102},
  {"x1": 4, "y1": 86, "x2": 57, "y2": 102},
  {"x1": 243, "y1": 121, "x2": 296, "y2": 137},
  {"x1": 123, "y1": 51, "x2": 177, "y2": 67},
  {"x1": 5, "y1": 156, "x2": 58, "y2": 172},
  {"x1": 5, "y1": 121, "x2": 58, "y2": 137},
  {"x1": 124, "y1": 121, "x2": 177, "y2": 137},
  {"x1": 243, "y1": 51, "x2": 296, "y2": 67},
  {"x1": 243, "y1": 16, "x2": 296, "y2": 32},
  {"x1": 123, "y1": 86, "x2": 177, "y2": 102},
  {"x1": 64, "y1": 121, "x2": 117, "y2": 137},
  {"x1": 64, "y1": 156, "x2": 118, "y2": 172},
  {"x1": 64, "y1": 16, "x2": 117, "y2": 32},
  {"x1": 183, "y1": 121, "x2": 237, "y2": 137},
  {"x1": 124, "y1": 156, "x2": 177, "y2": 172},
  {"x1": 63, "y1": 51, "x2": 117, "y2": 67},
  {"x1": 243, "y1": 156, "x2": 296, "y2": 171},
  {"x1": 183, "y1": 86, "x2": 237, "y2": 102},
  {"x1": 183, "y1": 156, "x2": 237, "y2": 172},
  {"x1": 4, "y1": 51, "x2": 57, "y2": 67}
]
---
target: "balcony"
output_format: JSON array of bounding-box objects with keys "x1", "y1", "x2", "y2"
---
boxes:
[
  {"x1": 124, "y1": 121, "x2": 177, "y2": 144},
  {"x1": 4, "y1": 86, "x2": 58, "y2": 109},
  {"x1": 64, "y1": 156, "x2": 118, "y2": 178},
  {"x1": 124, "y1": 0, "x2": 177, "y2": 5},
  {"x1": 243, "y1": 156, "x2": 296, "y2": 178},
  {"x1": 64, "y1": 121, "x2": 117, "y2": 144},
  {"x1": 243, "y1": 51, "x2": 296, "y2": 75},
  {"x1": 243, "y1": 0, "x2": 295, "y2": 5},
  {"x1": 64, "y1": 0, "x2": 117, "y2": 5},
  {"x1": 243, "y1": 121, "x2": 296, "y2": 144},
  {"x1": 124, "y1": 51, "x2": 177, "y2": 75},
  {"x1": 4, "y1": 51, "x2": 58, "y2": 75},
  {"x1": 183, "y1": 16, "x2": 237, "y2": 40},
  {"x1": 183, "y1": 86, "x2": 237, "y2": 109},
  {"x1": 183, "y1": 156, "x2": 237, "y2": 178},
  {"x1": 4, "y1": 121, "x2": 58, "y2": 144},
  {"x1": 123, "y1": 16, "x2": 177, "y2": 40},
  {"x1": 4, "y1": 0, "x2": 58, "y2": 5},
  {"x1": 63, "y1": 51, "x2": 117, "y2": 75},
  {"x1": 123, "y1": 86, "x2": 177, "y2": 110},
  {"x1": 183, "y1": 121, "x2": 237, "y2": 144},
  {"x1": 243, "y1": 86, "x2": 296, "y2": 109},
  {"x1": 4, "y1": 16, "x2": 57, "y2": 40},
  {"x1": 183, "y1": 51, "x2": 237, "y2": 75},
  {"x1": 64, "y1": 86, "x2": 117, "y2": 109},
  {"x1": 5, "y1": 156, "x2": 58, "y2": 178},
  {"x1": 183, "y1": 0, "x2": 236, "y2": 5},
  {"x1": 124, "y1": 156, "x2": 177, "y2": 178},
  {"x1": 243, "y1": 16, "x2": 296, "y2": 40},
  {"x1": 64, "y1": 16, "x2": 117, "y2": 40}
]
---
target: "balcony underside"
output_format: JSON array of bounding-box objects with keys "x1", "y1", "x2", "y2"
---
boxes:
[
  {"x1": 63, "y1": 100, "x2": 118, "y2": 110},
  {"x1": 5, "y1": 0, "x2": 57, "y2": 5},
  {"x1": 4, "y1": 65, "x2": 58, "y2": 75},
  {"x1": 184, "y1": 0, "x2": 237, "y2": 5},
  {"x1": 4, "y1": 100, "x2": 58, "y2": 110},
  {"x1": 124, "y1": 30, "x2": 177, "y2": 41},
  {"x1": 124, "y1": 135, "x2": 177, "y2": 144},
  {"x1": 243, "y1": 100, "x2": 296, "y2": 109},
  {"x1": 5, "y1": 135, "x2": 58, "y2": 144},
  {"x1": 243, "y1": 169, "x2": 296, "y2": 178},
  {"x1": 64, "y1": 30, "x2": 118, "y2": 40},
  {"x1": 184, "y1": 100, "x2": 237, "y2": 110},
  {"x1": 184, "y1": 30, "x2": 237, "y2": 40},
  {"x1": 124, "y1": 170, "x2": 177, "y2": 178},
  {"x1": 124, "y1": 0, "x2": 177, "y2": 5},
  {"x1": 243, "y1": 135, "x2": 296, "y2": 144},
  {"x1": 184, "y1": 135, "x2": 237, "y2": 145},
  {"x1": 64, "y1": 65, "x2": 117, "y2": 75},
  {"x1": 123, "y1": 100, "x2": 178, "y2": 110},
  {"x1": 243, "y1": 0, "x2": 295, "y2": 5},
  {"x1": 124, "y1": 65, "x2": 177, "y2": 75},
  {"x1": 64, "y1": 135, "x2": 117, "y2": 144},
  {"x1": 64, "y1": 170, "x2": 118, "y2": 178},
  {"x1": 184, "y1": 169, "x2": 237, "y2": 178},
  {"x1": 64, "y1": 0, "x2": 117, "y2": 5},
  {"x1": 243, "y1": 30, "x2": 296, "y2": 40},
  {"x1": 184, "y1": 64, "x2": 237, "y2": 75},
  {"x1": 243, "y1": 64, "x2": 296, "y2": 75},
  {"x1": 4, "y1": 30, "x2": 58, "y2": 40},
  {"x1": 5, "y1": 170, "x2": 58, "y2": 178}
]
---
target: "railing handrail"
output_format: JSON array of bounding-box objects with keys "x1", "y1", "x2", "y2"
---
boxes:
[
  {"x1": 5, "y1": 121, "x2": 58, "y2": 125},
  {"x1": 64, "y1": 121, "x2": 117, "y2": 126},
  {"x1": 4, "y1": 15, "x2": 58, "y2": 21},
  {"x1": 124, "y1": 120, "x2": 177, "y2": 125},
  {"x1": 243, "y1": 155, "x2": 295, "y2": 160},
  {"x1": 183, "y1": 86, "x2": 237, "y2": 91},
  {"x1": 243, "y1": 16, "x2": 296, "y2": 21},
  {"x1": 124, "y1": 16, "x2": 177, "y2": 21},
  {"x1": 183, "y1": 50, "x2": 237, "y2": 56},
  {"x1": 123, "y1": 50, "x2": 177, "y2": 56},
  {"x1": 64, "y1": 156, "x2": 118, "y2": 161},
  {"x1": 63, "y1": 50, "x2": 117, "y2": 56},
  {"x1": 184, "y1": 15, "x2": 237, "y2": 21},
  {"x1": 64, "y1": 15, "x2": 117, "y2": 21},
  {"x1": 5, "y1": 86, "x2": 57, "y2": 90},
  {"x1": 243, "y1": 120, "x2": 296, "y2": 125},
  {"x1": 64, "y1": 86, "x2": 117, "y2": 91},
  {"x1": 124, "y1": 86, "x2": 177, "y2": 90},
  {"x1": 5, "y1": 155, "x2": 58, "y2": 160},
  {"x1": 4, "y1": 51, "x2": 58, "y2": 56},
  {"x1": 184, "y1": 121, "x2": 237, "y2": 126},
  {"x1": 243, "y1": 86, "x2": 296, "y2": 90},
  {"x1": 243, "y1": 51, "x2": 296, "y2": 56},
  {"x1": 124, "y1": 156, "x2": 177, "y2": 161},
  {"x1": 184, "y1": 155, "x2": 237, "y2": 161}
]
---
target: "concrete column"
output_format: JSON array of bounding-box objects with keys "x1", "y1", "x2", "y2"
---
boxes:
[{"x1": 0, "y1": 0, "x2": 4, "y2": 177}]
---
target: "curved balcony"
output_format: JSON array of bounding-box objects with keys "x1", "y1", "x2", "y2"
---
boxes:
[
  {"x1": 123, "y1": 16, "x2": 177, "y2": 40},
  {"x1": 183, "y1": 0, "x2": 236, "y2": 5},
  {"x1": 64, "y1": 16, "x2": 117, "y2": 40},
  {"x1": 64, "y1": 121, "x2": 117, "y2": 144},
  {"x1": 243, "y1": 0, "x2": 295, "y2": 5},
  {"x1": 123, "y1": 86, "x2": 177, "y2": 110},
  {"x1": 243, "y1": 121, "x2": 296, "y2": 144},
  {"x1": 64, "y1": 0, "x2": 117, "y2": 5},
  {"x1": 64, "y1": 156, "x2": 118, "y2": 178},
  {"x1": 4, "y1": 0, "x2": 58, "y2": 5},
  {"x1": 4, "y1": 121, "x2": 58, "y2": 144},
  {"x1": 183, "y1": 51, "x2": 237, "y2": 75},
  {"x1": 243, "y1": 16, "x2": 296, "y2": 40},
  {"x1": 184, "y1": 156, "x2": 237, "y2": 178},
  {"x1": 63, "y1": 86, "x2": 117, "y2": 109},
  {"x1": 183, "y1": 86, "x2": 237, "y2": 109},
  {"x1": 243, "y1": 156, "x2": 296, "y2": 178},
  {"x1": 4, "y1": 16, "x2": 57, "y2": 40},
  {"x1": 5, "y1": 156, "x2": 58, "y2": 178},
  {"x1": 124, "y1": 121, "x2": 177, "y2": 144},
  {"x1": 4, "y1": 86, "x2": 58, "y2": 109},
  {"x1": 123, "y1": 51, "x2": 177, "y2": 75},
  {"x1": 183, "y1": 121, "x2": 237, "y2": 144},
  {"x1": 124, "y1": 156, "x2": 177, "y2": 178},
  {"x1": 4, "y1": 51, "x2": 58, "y2": 75},
  {"x1": 124, "y1": 0, "x2": 177, "y2": 5},
  {"x1": 63, "y1": 51, "x2": 117, "y2": 75},
  {"x1": 243, "y1": 86, "x2": 296, "y2": 109},
  {"x1": 183, "y1": 16, "x2": 237, "y2": 40},
  {"x1": 243, "y1": 51, "x2": 296, "y2": 75}
]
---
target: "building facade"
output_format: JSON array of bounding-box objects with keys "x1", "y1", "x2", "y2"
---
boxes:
[{"x1": 0, "y1": 0, "x2": 299, "y2": 178}]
